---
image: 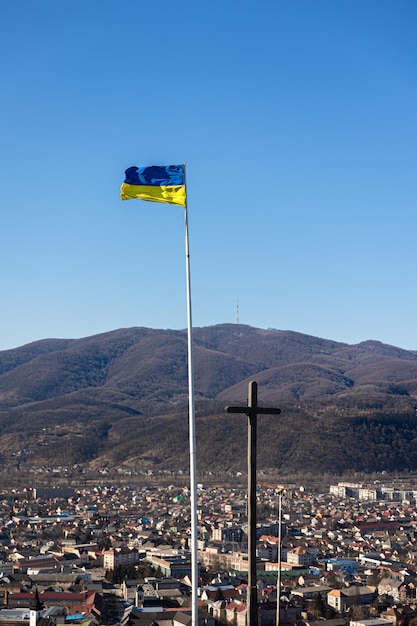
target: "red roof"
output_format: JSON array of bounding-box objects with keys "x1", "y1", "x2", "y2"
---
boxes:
[{"x1": 10, "y1": 591, "x2": 95, "y2": 602}]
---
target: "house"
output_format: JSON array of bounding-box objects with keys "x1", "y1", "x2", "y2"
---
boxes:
[
  {"x1": 350, "y1": 620, "x2": 392, "y2": 626},
  {"x1": 120, "y1": 606, "x2": 214, "y2": 626},
  {"x1": 257, "y1": 537, "x2": 278, "y2": 562},
  {"x1": 286, "y1": 547, "x2": 316, "y2": 568},
  {"x1": 292, "y1": 586, "x2": 332, "y2": 601},
  {"x1": 13, "y1": 556, "x2": 66, "y2": 575},
  {"x1": 305, "y1": 620, "x2": 345, "y2": 626},
  {"x1": 377, "y1": 578, "x2": 403, "y2": 602},
  {"x1": 327, "y1": 586, "x2": 376, "y2": 612},
  {"x1": 6, "y1": 591, "x2": 102, "y2": 618},
  {"x1": 381, "y1": 605, "x2": 417, "y2": 626},
  {"x1": 222, "y1": 600, "x2": 247, "y2": 626},
  {"x1": 200, "y1": 586, "x2": 240, "y2": 603}
]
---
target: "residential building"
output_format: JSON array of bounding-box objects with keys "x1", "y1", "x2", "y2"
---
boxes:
[
  {"x1": 103, "y1": 547, "x2": 141, "y2": 571},
  {"x1": 327, "y1": 586, "x2": 376, "y2": 612},
  {"x1": 286, "y1": 546, "x2": 316, "y2": 567}
]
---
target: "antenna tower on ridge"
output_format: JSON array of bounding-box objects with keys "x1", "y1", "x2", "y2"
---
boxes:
[{"x1": 236, "y1": 299, "x2": 240, "y2": 325}]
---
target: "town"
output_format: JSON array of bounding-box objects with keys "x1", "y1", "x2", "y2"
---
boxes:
[{"x1": 0, "y1": 473, "x2": 416, "y2": 626}]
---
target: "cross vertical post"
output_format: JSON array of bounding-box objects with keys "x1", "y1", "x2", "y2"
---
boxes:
[{"x1": 225, "y1": 381, "x2": 281, "y2": 626}]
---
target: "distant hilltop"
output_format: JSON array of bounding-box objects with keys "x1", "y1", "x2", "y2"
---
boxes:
[{"x1": 0, "y1": 323, "x2": 417, "y2": 475}]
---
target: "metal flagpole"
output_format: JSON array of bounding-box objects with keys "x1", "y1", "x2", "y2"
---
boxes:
[
  {"x1": 276, "y1": 490, "x2": 283, "y2": 626},
  {"x1": 183, "y1": 164, "x2": 198, "y2": 626}
]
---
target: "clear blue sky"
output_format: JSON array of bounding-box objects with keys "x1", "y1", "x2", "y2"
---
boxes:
[{"x1": 1, "y1": 1, "x2": 416, "y2": 351}]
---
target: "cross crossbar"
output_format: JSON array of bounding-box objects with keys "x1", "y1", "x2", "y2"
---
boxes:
[{"x1": 226, "y1": 406, "x2": 281, "y2": 415}]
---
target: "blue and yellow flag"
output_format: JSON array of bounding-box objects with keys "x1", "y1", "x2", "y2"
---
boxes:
[{"x1": 120, "y1": 165, "x2": 186, "y2": 206}]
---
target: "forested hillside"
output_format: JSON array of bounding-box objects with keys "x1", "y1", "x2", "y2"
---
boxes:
[{"x1": 0, "y1": 324, "x2": 416, "y2": 474}]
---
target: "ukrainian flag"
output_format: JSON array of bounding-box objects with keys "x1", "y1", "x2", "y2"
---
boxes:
[{"x1": 120, "y1": 164, "x2": 186, "y2": 206}]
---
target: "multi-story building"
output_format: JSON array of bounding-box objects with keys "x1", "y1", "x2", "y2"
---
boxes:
[
  {"x1": 286, "y1": 546, "x2": 316, "y2": 567},
  {"x1": 103, "y1": 547, "x2": 141, "y2": 570}
]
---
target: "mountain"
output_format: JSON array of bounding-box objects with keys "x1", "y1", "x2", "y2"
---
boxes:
[{"x1": 1, "y1": 324, "x2": 417, "y2": 475}]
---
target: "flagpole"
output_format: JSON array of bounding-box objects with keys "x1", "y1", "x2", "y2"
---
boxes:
[{"x1": 183, "y1": 164, "x2": 198, "y2": 626}]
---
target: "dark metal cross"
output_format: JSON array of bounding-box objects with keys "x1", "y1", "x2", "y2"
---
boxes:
[{"x1": 225, "y1": 381, "x2": 281, "y2": 626}]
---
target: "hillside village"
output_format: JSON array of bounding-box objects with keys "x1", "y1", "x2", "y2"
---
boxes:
[{"x1": 0, "y1": 478, "x2": 416, "y2": 626}]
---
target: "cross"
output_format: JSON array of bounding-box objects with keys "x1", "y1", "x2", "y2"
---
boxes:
[{"x1": 225, "y1": 381, "x2": 281, "y2": 626}]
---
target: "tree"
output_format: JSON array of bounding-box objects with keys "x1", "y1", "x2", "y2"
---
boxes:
[
  {"x1": 103, "y1": 593, "x2": 121, "y2": 623},
  {"x1": 312, "y1": 592, "x2": 326, "y2": 618},
  {"x1": 215, "y1": 588, "x2": 224, "y2": 601},
  {"x1": 104, "y1": 569, "x2": 114, "y2": 583}
]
